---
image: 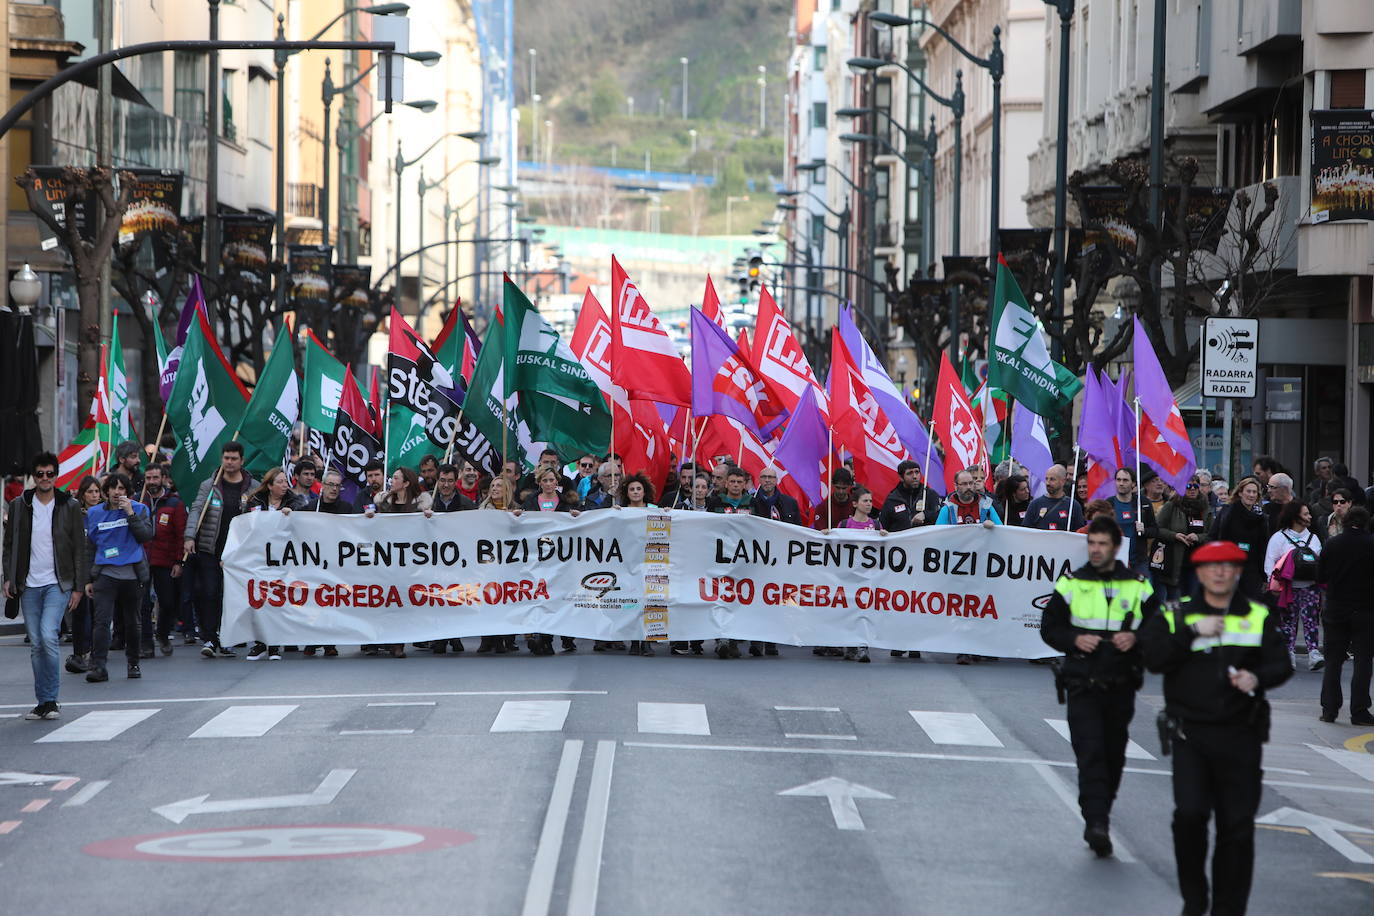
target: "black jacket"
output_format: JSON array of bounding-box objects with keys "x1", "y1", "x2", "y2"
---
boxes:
[
  {"x1": 1316, "y1": 527, "x2": 1374, "y2": 619},
  {"x1": 751, "y1": 488, "x2": 801, "y2": 525},
  {"x1": 1040, "y1": 561, "x2": 1158, "y2": 687},
  {"x1": 879, "y1": 483, "x2": 941, "y2": 532},
  {"x1": 1138, "y1": 589, "x2": 1292, "y2": 726},
  {"x1": 1208, "y1": 503, "x2": 1270, "y2": 598},
  {"x1": 3, "y1": 488, "x2": 90, "y2": 596},
  {"x1": 430, "y1": 490, "x2": 476, "y2": 512},
  {"x1": 315, "y1": 498, "x2": 355, "y2": 515}
]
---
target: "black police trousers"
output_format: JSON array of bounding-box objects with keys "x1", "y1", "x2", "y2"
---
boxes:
[
  {"x1": 1171, "y1": 720, "x2": 1263, "y2": 916},
  {"x1": 1066, "y1": 687, "x2": 1135, "y2": 822}
]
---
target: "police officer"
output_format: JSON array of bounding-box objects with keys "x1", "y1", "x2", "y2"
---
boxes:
[
  {"x1": 1040, "y1": 516, "x2": 1158, "y2": 857},
  {"x1": 1138, "y1": 541, "x2": 1291, "y2": 916}
]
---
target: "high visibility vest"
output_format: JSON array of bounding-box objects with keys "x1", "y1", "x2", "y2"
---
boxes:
[
  {"x1": 1053, "y1": 574, "x2": 1153, "y2": 631},
  {"x1": 1164, "y1": 598, "x2": 1268, "y2": 653}
]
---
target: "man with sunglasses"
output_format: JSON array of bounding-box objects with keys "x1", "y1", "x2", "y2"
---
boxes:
[{"x1": 3, "y1": 453, "x2": 90, "y2": 720}]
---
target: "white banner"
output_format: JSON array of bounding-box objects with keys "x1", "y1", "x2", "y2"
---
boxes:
[{"x1": 221, "y1": 510, "x2": 1084, "y2": 657}]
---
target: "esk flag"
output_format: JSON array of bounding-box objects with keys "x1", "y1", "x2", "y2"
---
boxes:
[
  {"x1": 329, "y1": 366, "x2": 383, "y2": 507},
  {"x1": 386, "y1": 306, "x2": 463, "y2": 472},
  {"x1": 237, "y1": 323, "x2": 300, "y2": 477},
  {"x1": 1078, "y1": 366, "x2": 1136, "y2": 499},
  {"x1": 932, "y1": 353, "x2": 989, "y2": 493},
  {"x1": 610, "y1": 256, "x2": 692, "y2": 406},
  {"x1": 166, "y1": 307, "x2": 249, "y2": 497},
  {"x1": 988, "y1": 255, "x2": 1082, "y2": 416},
  {"x1": 502, "y1": 276, "x2": 611, "y2": 459},
  {"x1": 1132, "y1": 317, "x2": 1196, "y2": 490},
  {"x1": 690, "y1": 307, "x2": 786, "y2": 441},
  {"x1": 828, "y1": 330, "x2": 910, "y2": 500}
]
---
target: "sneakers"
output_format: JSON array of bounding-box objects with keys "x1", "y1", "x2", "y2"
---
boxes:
[
  {"x1": 216, "y1": 646, "x2": 236, "y2": 658},
  {"x1": 246, "y1": 643, "x2": 268, "y2": 661},
  {"x1": 201, "y1": 642, "x2": 215, "y2": 658},
  {"x1": 65, "y1": 654, "x2": 89, "y2": 674},
  {"x1": 182, "y1": 633, "x2": 199, "y2": 646},
  {"x1": 1309, "y1": 649, "x2": 1325, "y2": 671},
  {"x1": 127, "y1": 664, "x2": 141, "y2": 679},
  {"x1": 24, "y1": 702, "x2": 60, "y2": 720},
  {"x1": 268, "y1": 649, "x2": 282, "y2": 661}
]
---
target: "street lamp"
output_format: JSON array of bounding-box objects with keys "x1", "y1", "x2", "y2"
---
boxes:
[
  {"x1": 415, "y1": 154, "x2": 501, "y2": 324},
  {"x1": 680, "y1": 57, "x2": 689, "y2": 119},
  {"x1": 9, "y1": 263, "x2": 41, "y2": 312},
  {"x1": 394, "y1": 131, "x2": 486, "y2": 312},
  {"x1": 322, "y1": 49, "x2": 440, "y2": 243}
]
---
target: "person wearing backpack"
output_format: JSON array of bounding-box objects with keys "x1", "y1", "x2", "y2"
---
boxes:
[{"x1": 1264, "y1": 501, "x2": 1324, "y2": 672}]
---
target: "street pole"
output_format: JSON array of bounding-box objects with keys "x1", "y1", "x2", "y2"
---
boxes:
[
  {"x1": 948, "y1": 72, "x2": 964, "y2": 363},
  {"x1": 275, "y1": 14, "x2": 288, "y2": 314},
  {"x1": 988, "y1": 26, "x2": 1003, "y2": 263},
  {"x1": 1049, "y1": 0, "x2": 1073, "y2": 361},
  {"x1": 206, "y1": 0, "x2": 220, "y2": 285},
  {"x1": 417, "y1": 167, "x2": 426, "y2": 321},
  {"x1": 681, "y1": 57, "x2": 689, "y2": 119},
  {"x1": 1147, "y1": 0, "x2": 1167, "y2": 255},
  {"x1": 758, "y1": 67, "x2": 767, "y2": 133},
  {"x1": 924, "y1": 116, "x2": 936, "y2": 274},
  {"x1": 395, "y1": 140, "x2": 404, "y2": 312},
  {"x1": 321, "y1": 58, "x2": 333, "y2": 245},
  {"x1": 96, "y1": 0, "x2": 112, "y2": 351}
]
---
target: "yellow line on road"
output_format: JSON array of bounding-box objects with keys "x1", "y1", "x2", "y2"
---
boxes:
[{"x1": 1343, "y1": 732, "x2": 1374, "y2": 753}]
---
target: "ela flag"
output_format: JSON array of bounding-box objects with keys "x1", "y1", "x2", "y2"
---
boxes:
[
  {"x1": 932, "y1": 353, "x2": 989, "y2": 492},
  {"x1": 501, "y1": 276, "x2": 612, "y2": 459},
  {"x1": 302, "y1": 330, "x2": 347, "y2": 433},
  {"x1": 988, "y1": 255, "x2": 1082, "y2": 416},
  {"x1": 462, "y1": 303, "x2": 543, "y2": 471},
  {"x1": 610, "y1": 256, "x2": 692, "y2": 406},
  {"x1": 838, "y1": 305, "x2": 943, "y2": 493},
  {"x1": 1132, "y1": 317, "x2": 1196, "y2": 489},
  {"x1": 1011, "y1": 404, "x2": 1055, "y2": 498},
  {"x1": 752, "y1": 285, "x2": 825, "y2": 419},
  {"x1": 690, "y1": 307, "x2": 786, "y2": 441},
  {"x1": 237, "y1": 323, "x2": 300, "y2": 476},
  {"x1": 386, "y1": 306, "x2": 464, "y2": 473},
  {"x1": 166, "y1": 307, "x2": 249, "y2": 497},
  {"x1": 106, "y1": 316, "x2": 132, "y2": 460},
  {"x1": 828, "y1": 330, "x2": 911, "y2": 500}
]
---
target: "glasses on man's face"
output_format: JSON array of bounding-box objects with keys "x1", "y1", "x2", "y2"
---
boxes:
[
  {"x1": 1185, "y1": 482, "x2": 1200, "y2": 490},
  {"x1": 579, "y1": 462, "x2": 594, "y2": 469},
  {"x1": 1333, "y1": 497, "x2": 1349, "y2": 505},
  {"x1": 33, "y1": 469, "x2": 56, "y2": 478}
]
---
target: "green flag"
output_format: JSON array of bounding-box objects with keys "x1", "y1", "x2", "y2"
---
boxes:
[
  {"x1": 463, "y1": 308, "x2": 542, "y2": 471},
  {"x1": 166, "y1": 309, "x2": 249, "y2": 497},
  {"x1": 987, "y1": 256, "x2": 1083, "y2": 416},
  {"x1": 302, "y1": 329, "x2": 347, "y2": 433},
  {"x1": 237, "y1": 324, "x2": 299, "y2": 476},
  {"x1": 107, "y1": 315, "x2": 132, "y2": 466},
  {"x1": 501, "y1": 278, "x2": 611, "y2": 460}
]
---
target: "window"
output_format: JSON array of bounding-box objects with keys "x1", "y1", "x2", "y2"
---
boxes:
[
  {"x1": 812, "y1": 102, "x2": 827, "y2": 128},
  {"x1": 133, "y1": 54, "x2": 164, "y2": 109},
  {"x1": 811, "y1": 213, "x2": 827, "y2": 250},
  {"x1": 874, "y1": 76, "x2": 892, "y2": 147},
  {"x1": 248, "y1": 73, "x2": 271, "y2": 144},
  {"x1": 1330, "y1": 70, "x2": 1366, "y2": 109},
  {"x1": 221, "y1": 69, "x2": 237, "y2": 141},
  {"x1": 812, "y1": 165, "x2": 825, "y2": 185},
  {"x1": 174, "y1": 51, "x2": 206, "y2": 125},
  {"x1": 813, "y1": 46, "x2": 827, "y2": 71}
]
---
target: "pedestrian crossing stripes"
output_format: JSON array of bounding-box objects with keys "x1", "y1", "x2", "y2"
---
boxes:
[
  {"x1": 189, "y1": 705, "x2": 298, "y2": 739},
  {"x1": 35, "y1": 709, "x2": 159, "y2": 743},
  {"x1": 1043, "y1": 718, "x2": 1156, "y2": 761},
  {"x1": 491, "y1": 700, "x2": 571, "y2": 733},
  {"x1": 909, "y1": 711, "x2": 1004, "y2": 747},
  {"x1": 637, "y1": 702, "x2": 710, "y2": 736}
]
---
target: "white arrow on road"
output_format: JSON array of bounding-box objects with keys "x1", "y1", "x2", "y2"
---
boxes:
[
  {"x1": 1257, "y1": 807, "x2": 1374, "y2": 864},
  {"x1": 777, "y1": 777, "x2": 893, "y2": 831},
  {"x1": 152, "y1": 768, "x2": 357, "y2": 824},
  {"x1": 0, "y1": 771, "x2": 74, "y2": 787}
]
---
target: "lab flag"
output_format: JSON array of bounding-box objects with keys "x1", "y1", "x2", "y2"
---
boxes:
[
  {"x1": 237, "y1": 323, "x2": 300, "y2": 477},
  {"x1": 932, "y1": 353, "x2": 990, "y2": 493},
  {"x1": 610, "y1": 256, "x2": 692, "y2": 406},
  {"x1": 106, "y1": 316, "x2": 131, "y2": 458},
  {"x1": 1132, "y1": 317, "x2": 1196, "y2": 490},
  {"x1": 828, "y1": 330, "x2": 910, "y2": 501},
  {"x1": 1010, "y1": 404, "x2": 1055, "y2": 498},
  {"x1": 988, "y1": 255, "x2": 1083, "y2": 416},
  {"x1": 301, "y1": 330, "x2": 347, "y2": 432},
  {"x1": 160, "y1": 275, "x2": 206, "y2": 402},
  {"x1": 690, "y1": 307, "x2": 786, "y2": 441},
  {"x1": 166, "y1": 307, "x2": 250, "y2": 498}
]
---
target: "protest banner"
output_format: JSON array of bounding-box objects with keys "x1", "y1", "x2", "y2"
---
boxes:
[{"x1": 222, "y1": 511, "x2": 1079, "y2": 657}]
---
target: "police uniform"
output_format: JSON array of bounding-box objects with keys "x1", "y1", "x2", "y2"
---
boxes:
[
  {"x1": 1041, "y1": 560, "x2": 1158, "y2": 855},
  {"x1": 1138, "y1": 541, "x2": 1292, "y2": 916}
]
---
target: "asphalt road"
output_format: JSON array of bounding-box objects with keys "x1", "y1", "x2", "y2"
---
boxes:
[{"x1": 1, "y1": 637, "x2": 1371, "y2": 916}]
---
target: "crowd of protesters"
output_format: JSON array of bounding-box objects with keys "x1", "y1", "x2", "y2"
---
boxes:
[{"x1": 3, "y1": 444, "x2": 1369, "y2": 727}]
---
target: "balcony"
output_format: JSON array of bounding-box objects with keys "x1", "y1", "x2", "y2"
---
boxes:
[
  {"x1": 288, "y1": 183, "x2": 322, "y2": 221},
  {"x1": 1238, "y1": 0, "x2": 1301, "y2": 56}
]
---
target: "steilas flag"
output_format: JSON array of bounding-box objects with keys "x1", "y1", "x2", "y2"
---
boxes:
[
  {"x1": 1132, "y1": 317, "x2": 1196, "y2": 490},
  {"x1": 828, "y1": 330, "x2": 910, "y2": 500},
  {"x1": 701, "y1": 276, "x2": 726, "y2": 328},
  {"x1": 610, "y1": 256, "x2": 692, "y2": 406},
  {"x1": 569, "y1": 289, "x2": 669, "y2": 487},
  {"x1": 752, "y1": 285, "x2": 825, "y2": 419},
  {"x1": 329, "y1": 366, "x2": 383, "y2": 508},
  {"x1": 386, "y1": 306, "x2": 464, "y2": 473},
  {"x1": 931, "y1": 353, "x2": 989, "y2": 492}
]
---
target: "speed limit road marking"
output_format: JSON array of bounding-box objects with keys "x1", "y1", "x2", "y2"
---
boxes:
[{"x1": 83, "y1": 824, "x2": 476, "y2": 862}]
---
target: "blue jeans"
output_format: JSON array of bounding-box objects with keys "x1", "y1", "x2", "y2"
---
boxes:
[{"x1": 22, "y1": 584, "x2": 69, "y2": 704}]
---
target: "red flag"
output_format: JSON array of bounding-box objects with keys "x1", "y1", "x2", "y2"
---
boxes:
[
  {"x1": 736, "y1": 328, "x2": 751, "y2": 355},
  {"x1": 366, "y1": 366, "x2": 382, "y2": 430},
  {"x1": 751, "y1": 285, "x2": 825, "y2": 418},
  {"x1": 932, "y1": 353, "x2": 989, "y2": 492},
  {"x1": 610, "y1": 256, "x2": 692, "y2": 406},
  {"x1": 702, "y1": 276, "x2": 726, "y2": 328},
  {"x1": 696, "y1": 414, "x2": 814, "y2": 525},
  {"x1": 828, "y1": 331, "x2": 910, "y2": 500}
]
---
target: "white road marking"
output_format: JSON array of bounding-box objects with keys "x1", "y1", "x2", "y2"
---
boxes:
[
  {"x1": 339, "y1": 729, "x2": 415, "y2": 736},
  {"x1": 152, "y1": 768, "x2": 356, "y2": 824},
  {"x1": 36, "y1": 709, "x2": 158, "y2": 743},
  {"x1": 1307, "y1": 743, "x2": 1374, "y2": 783},
  {"x1": 910, "y1": 711, "x2": 1004, "y2": 747},
  {"x1": 1044, "y1": 718, "x2": 1156, "y2": 760},
  {"x1": 774, "y1": 706, "x2": 841, "y2": 712},
  {"x1": 189, "y1": 705, "x2": 298, "y2": 739},
  {"x1": 1264, "y1": 767, "x2": 1311, "y2": 776},
  {"x1": 568, "y1": 740, "x2": 616, "y2": 916},
  {"x1": 0, "y1": 689, "x2": 607, "y2": 711},
  {"x1": 784, "y1": 734, "x2": 859, "y2": 741},
  {"x1": 777, "y1": 777, "x2": 892, "y2": 830},
  {"x1": 637, "y1": 702, "x2": 710, "y2": 735},
  {"x1": 1029, "y1": 762, "x2": 1136, "y2": 862},
  {"x1": 521, "y1": 740, "x2": 584, "y2": 916},
  {"x1": 1257, "y1": 807, "x2": 1374, "y2": 863},
  {"x1": 491, "y1": 700, "x2": 572, "y2": 733},
  {"x1": 366, "y1": 702, "x2": 438, "y2": 707},
  {"x1": 62, "y1": 780, "x2": 110, "y2": 807},
  {"x1": 0, "y1": 771, "x2": 76, "y2": 787}
]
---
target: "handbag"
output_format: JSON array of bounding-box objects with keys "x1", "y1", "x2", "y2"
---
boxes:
[{"x1": 4, "y1": 593, "x2": 17, "y2": 620}]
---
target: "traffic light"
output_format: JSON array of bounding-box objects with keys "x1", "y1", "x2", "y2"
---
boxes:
[
  {"x1": 737, "y1": 276, "x2": 750, "y2": 305},
  {"x1": 747, "y1": 253, "x2": 763, "y2": 284}
]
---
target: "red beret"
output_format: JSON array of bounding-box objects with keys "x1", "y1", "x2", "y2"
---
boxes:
[{"x1": 1191, "y1": 541, "x2": 1248, "y2": 566}]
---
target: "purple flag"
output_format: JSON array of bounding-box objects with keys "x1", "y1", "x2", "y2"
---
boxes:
[
  {"x1": 838, "y1": 306, "x2": 945, "y2": 494},
  {"x1": 690, "y1": 308, "x2": 786, "y2": 439},
  {"x1": 159, "y1": 275, "x2": 207, "y2": 402},
  {"x1": 773, "y1": 384, "x2": 828, "y2": 506},
  {"x1": 1132, "y1": 317, "x2": 1196, "y2": 490},
  {"x1": 1078, "y1": 367, "x2": 1116, "y2": 466},
  {"x1": 1011, "y1": 404, "x2": 1055, "y2": 499}
]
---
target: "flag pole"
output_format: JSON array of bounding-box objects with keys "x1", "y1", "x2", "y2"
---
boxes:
[
  {"x1": 826, "y1": 426, "x2": 834, "y2": 530},
  {"x1": 443, "y1": 410, "x2": 464, "y2": 465},
  {"x1": 1134, "y1": 396, "x2": 1143, "y2": 525},
  {"x1": 141, "y1": 408, "x2": 170, "y2": 502},
  {"x1": 1005, "y1": 400, "x2": 1014, "y2": 523},
  {"x1": 1070, "y1": 444, "x2": 1081, "y2": 510},
  {"x1": 921, "y1": 412, "x2": 935, "y2": 498}
]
